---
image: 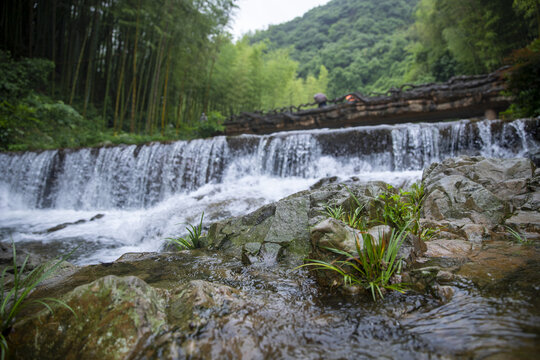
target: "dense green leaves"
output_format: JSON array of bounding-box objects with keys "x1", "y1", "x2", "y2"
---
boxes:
[
  {"x1": 1, "y1": 0, "x2": 539, "y2": 150},
  {"x1": 409, "y1": 0, "x2": 538, "y2": 81},
  {"x1": 249, "y1": 0, "x2": 538, "y2": 95},
  {"x1": 503, "y1": 38, "x2": 540, "y2": 118},
  {"x1": 249, "y1": 0, "x2": 419, "y2": 97},
  {"x1": 1, "y1": 0, "x2": 236, "y2": 137}
]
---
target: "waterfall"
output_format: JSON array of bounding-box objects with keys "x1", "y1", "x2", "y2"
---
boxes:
[
  {"x1": 0, "y1": 118, "x2": 537, "y2": 211},
  {"x1": 1, "y1": 117, "x2": 538, "y2": 264}
]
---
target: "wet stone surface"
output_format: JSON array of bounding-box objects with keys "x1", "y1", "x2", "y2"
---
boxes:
[{"x1": 7, "y1": 242, "x2": 540, "y2": 360}]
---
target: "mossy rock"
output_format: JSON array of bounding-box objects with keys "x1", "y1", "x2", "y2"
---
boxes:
[{"x1": 9, "y1": 275, "x2": 168, "y2": 360}]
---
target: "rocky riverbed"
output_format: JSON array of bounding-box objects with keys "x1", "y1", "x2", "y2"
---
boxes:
[{"x1": 2, "y1": 156, "x2": 539, "y2": 359}]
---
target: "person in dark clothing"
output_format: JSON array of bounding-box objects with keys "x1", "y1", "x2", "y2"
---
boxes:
[{"x1": 314, "y1": 93, "x2": 327, "y2": 108}]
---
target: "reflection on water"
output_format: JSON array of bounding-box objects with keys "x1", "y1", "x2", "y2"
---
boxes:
[{"x1": 51, "y1": 246, "x2": 537, "y2": 359}]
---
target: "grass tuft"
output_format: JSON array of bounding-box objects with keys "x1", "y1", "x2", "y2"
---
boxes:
[
  {"x1": 0, "y1": 242, "x2": 76, "y2": 359},
  {"x1": 297, "y1": 226, "x2": 410, "y2": 300},
  {"x1": 505, "y1": 225, "x2": 530, "y2": 244},
  {"x1": 167, "y1": 212, "x2": 205, "y2": 250}
]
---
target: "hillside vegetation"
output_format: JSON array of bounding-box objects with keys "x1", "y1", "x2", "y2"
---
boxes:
[
  {"x1": 0, "y1": 0, "x2": 538, "y2": 151},
  {"x1": 249, "y1": 0, "x2": 538, "y2": 98},
  {"x1": 249, "y1": 0, "x2": 418, "y2": 97}
]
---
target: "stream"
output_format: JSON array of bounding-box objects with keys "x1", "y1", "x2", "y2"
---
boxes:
[{"x1": 1, "y1": 117, "x2": 539, "y2": 358}]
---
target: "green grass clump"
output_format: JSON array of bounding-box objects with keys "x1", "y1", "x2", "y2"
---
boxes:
[
  {"x1": 0, "y1": 242, "x2": 76, "y2": 359},
  {"x1": 505, "y1": 226, "x2": 530, "y2": 244},
  {"x1": 167, "y1": 212, "x2": 205, "y2": 250},
  {"x1": 305, "y1": 183, "x2": 440, "y2": 300},
  {"x1": 298, "y1": 227, "x2": 409, "y2": 300},
  {"x1": 323, "y1": 205, "x2": 346, "y2": 221}
]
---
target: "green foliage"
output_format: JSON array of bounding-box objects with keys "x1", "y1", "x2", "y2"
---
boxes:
[
  {"x1": 210, "y1": 40, "x2": 328, "y2": 113},
  {"x1": 0, "y1": 242, "x2": 76, "y2": 359},
  {"x1": 196, "y1": 111, "x2": 225, "y2": 138},
  {"x1": 249, "y1": 0, "x2": 419, "y2": 97},
  {"x1": 0, "y1": 50, "x2": 54, "y2": 102},
  {"x1": 322, "y1": 187, "x2": 368, "y2": 230},
  {"x1": 344, "y1": 206, "x2": 366, "y2": 230},
  {"x1": 505, "y1": 225, "x2": 530, "y2": 244},
  {"x1": 248, "y1": 0, "x2": 537, "y2": 96},
  {"x1": 377, "y1": 185, "x2": 414, "y2": 231},
  {"x1": 344, "y1": 187, "x2": 368, "y2": 230},
  {"x1": 323, "y1": 205, "x2": 346, "y2": 221},
  {"x1": 0, "y1": 101, "x2": 39, "y2": 151},
  {"x1": 376, "y1": 182, "x2": 436, "y2": 241},
  {"x1": 409, "y1": 0, "x2": 537, "y2": 81},
  {"x1": 167, "y1": 213, "x2": 205, "y2": 250},
  {"x1": 298, "y1": 227, "x2": 409, "y2": 300},
  {"x1": 502, "y1": 38, "x2": 540, "y2": 118}
]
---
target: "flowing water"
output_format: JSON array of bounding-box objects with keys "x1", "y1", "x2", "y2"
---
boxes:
[
  {"x1": 0, "y1": 118, "x2": 538, "y2": 264},
  {"x1": 1, "y1": 117, "x2": 539, "y2": 358}
]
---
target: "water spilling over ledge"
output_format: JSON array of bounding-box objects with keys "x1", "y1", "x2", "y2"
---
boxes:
[
  {"x1": 0, "y1": 118, "x2": 537, "y2": 211},
  {"x1": 1, "y1": 119, "x2": 539, "y2": 359}
]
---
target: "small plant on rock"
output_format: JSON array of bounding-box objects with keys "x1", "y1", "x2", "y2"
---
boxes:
[
  {"x1": 0, "y1": 242, "x2": 76, "y2": 359},
  {"x1": 323, "y1": 205, "x2": 346, "y2": 221},
  {"x1": 167, "y1": 212, "x2": 205, "y2": 250},
  {"x1": 376, "y1": 182, "x2": 437, "y2": 242},
  {"x1": 298, "y1": 226, "x2": 409, "y2": 300},
  {"x1": 505, "y1": 225, "x2": 530, "y2": 244},
  {"x1": 377, "y1": 184, "x2": 413, "y2": 231}
]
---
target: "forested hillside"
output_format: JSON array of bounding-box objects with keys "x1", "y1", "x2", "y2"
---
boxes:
[
  {"x1": 0, "y1": 0, "x2": 538, "y2": 151},
  {"x1": 249, "y1": 0, "x2": 419, "y2": 97},
  {"x1": 249, "y1": 0, "x2": 539, "y2": 98},
  {"x1": 0, "y1": 0, "x2": 329, "y2": 150}
]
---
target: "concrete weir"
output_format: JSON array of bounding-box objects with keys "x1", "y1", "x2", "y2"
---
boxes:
[{"x1": 224, "y1": 68, "x2": 512, "y2": 136}]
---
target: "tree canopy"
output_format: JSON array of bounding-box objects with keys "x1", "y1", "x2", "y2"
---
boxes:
[
  {"x1": 0, "y1": 0, "x2": 538, "y2": 150},
  {"x1": 248, "y1": 0, "x2": 539, "y2": 95}
]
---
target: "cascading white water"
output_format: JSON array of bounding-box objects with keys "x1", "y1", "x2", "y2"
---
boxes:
[{"x1": 0, "y1": 118, "x2": 538, "y2": 264}]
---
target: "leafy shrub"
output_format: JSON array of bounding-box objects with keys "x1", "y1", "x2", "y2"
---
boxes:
[
  {"x1": 502, "y1": 38, "x2": 540, "y2": 118},
  {"x1": 377, "y1": 184, "x2": 414, "y2": 231},
  {"x1": 0, "y1": 50, "x2": 54, "y2": 102},
  {"x1": 196, "y1": 111, "x2": 225, "y2": 138},
  {"x1": 0, "y1": 101, "x2": 39, "y2": 150}
]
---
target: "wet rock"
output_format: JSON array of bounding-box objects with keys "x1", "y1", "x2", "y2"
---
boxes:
[
  {"x1": 435, "y1": 270, "x2": 456, "y2": 283},
  {"x1": 8, "y1": 252, "x2": 251, "y2": 360},
  {"x1": 455, "y1": 241, "x2": 537, "y2": 288},
  {"x1": 505, "y1": 210, "x2": 540, "y2": 235},
  {"x1": 461, "y1": 223, "x2": 488, "y2": 243},
  {"x1": 408, "y1": 266, "x2": 440, "y2": 292},
  {"x1": 310, "y1": 218, "x2": 362, "y2": 255},
  {"x1": 0, "y1": 242, "x2": 47, "y2": 273},
  {"x1": 167, "y1": 280, "x2": 246, "y2": 333},
  {"x1": 432, "y1": 285, "x2": 454, "y2": 303},
  {"x1": 45, "y1": 213, "x2": 105, "y2": 233},
  {"x1": 424, "y1": 239, "x2": 472, "y2": 258},
  {"x1": 367, "y1": 225, "x2": 392, "y2": 242},
  {"x1": 90, "y1": 213, "x2": 105, "y2": 221},
  {"x1": 309, "y1": 176, "x2": 339, "y2": 190},
  {"x1": 10, "y1": 275, "x2": 169, "y2": 360},
  {"x1": 399, "y1": 233, "x2": 427, "y2": 267},
  {"x1": 422, "y1": 156, "x2": 539, "y2": 242},
  {"x1": 206, "y1": 182, "x2": 387, "y2": 265}
]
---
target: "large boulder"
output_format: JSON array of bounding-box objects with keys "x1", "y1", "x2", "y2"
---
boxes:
[
  {"x1": 205, "y1": 182, "x2": 387, "y2": 265},
  {"x1": 422, "y1": 156, "x2": 539, "y2": 243},
  {"x1": 8, "y1": 266, "x2": 250, "y2": 360},
  {"x1": 9, "y1": 275, "x2": 169, "y2": 360}
]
